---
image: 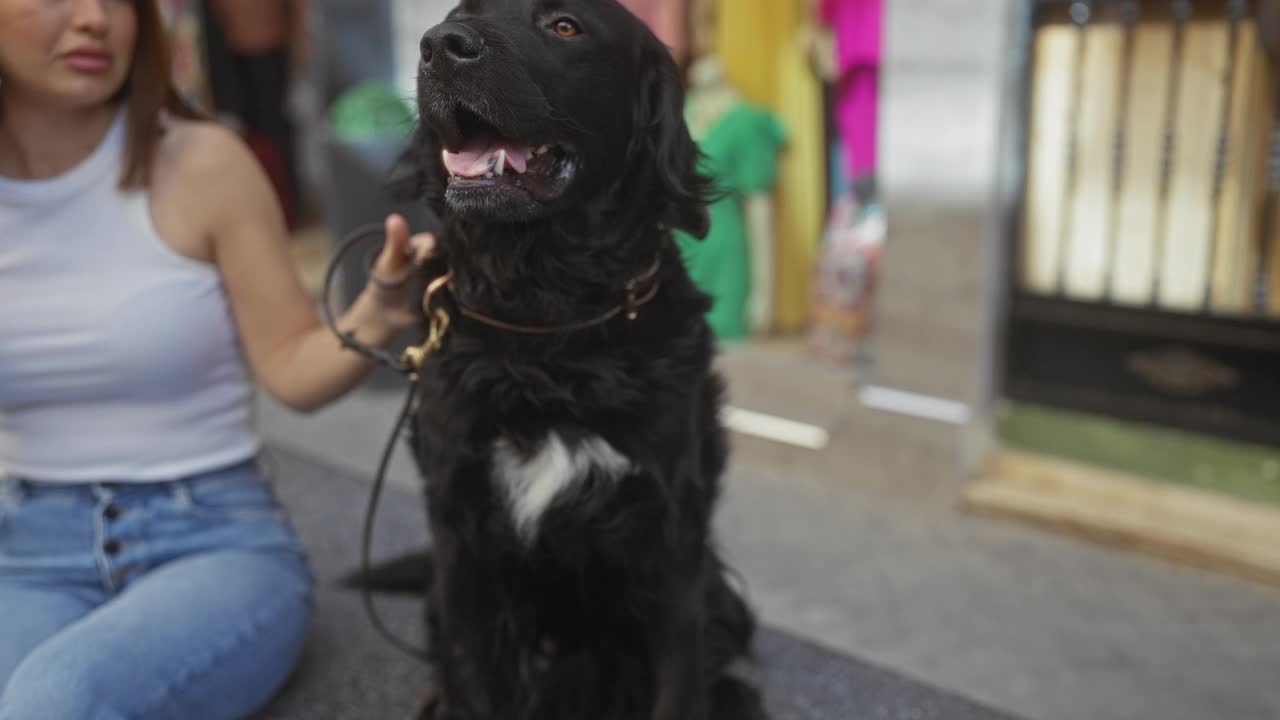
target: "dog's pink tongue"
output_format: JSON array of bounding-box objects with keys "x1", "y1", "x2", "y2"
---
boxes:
[{"x1": 442, "y1": 139, "x2": 530, "y2": 177}]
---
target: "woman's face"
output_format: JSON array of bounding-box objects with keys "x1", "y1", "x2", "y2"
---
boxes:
[{"x1": 0, "y1": 0, "x2": 137, "y2": 111}]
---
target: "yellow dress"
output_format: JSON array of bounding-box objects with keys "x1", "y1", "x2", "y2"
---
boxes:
[
  {"x1": 716, "y1": 0, "x2": 827, "y2": 332},
  {"x1": 714, "y1": 0, "x2": 791, "y2": 107}
]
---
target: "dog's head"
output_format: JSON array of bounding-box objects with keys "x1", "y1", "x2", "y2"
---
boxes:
[{"x1": 412, "y1": 0, "x2": 710, "y2": 239}]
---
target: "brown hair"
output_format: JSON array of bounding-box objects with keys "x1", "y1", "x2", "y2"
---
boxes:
[{"x1": 118, "y1": 0, "x2": 205, "y2": 187}]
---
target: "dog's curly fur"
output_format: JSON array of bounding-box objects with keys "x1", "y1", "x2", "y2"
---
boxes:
[{"x1": 371, "y1": 2, "x2": 769, "y2": 718}]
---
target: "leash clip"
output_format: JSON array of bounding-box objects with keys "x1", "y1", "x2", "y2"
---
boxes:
[
  {"x1": 400, "y1": 272, "x2": 454, "y2": 373},
  {"x1": 624, "y1": 280, "x2": 640, "y2": 321},
  {"x1": 400, "y1": 308, "x2": 450, "y2": 373}
]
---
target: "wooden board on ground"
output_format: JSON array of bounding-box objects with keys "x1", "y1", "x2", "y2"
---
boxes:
[
  {"x1": 1022, "y1": 23, "x2": 1077, "y2": 295},
  {"x1": 965, "y1": 449, "x2": 1280, "y2": 589},
  {"x1": 1158, "y1": 20, "x2": 1231, "y2": 312},
  {"x1": 1064, "y1": 20, "x2": 1125, "y2": 301},
  {"x1": 1111, "y1": 19, "x2": 1176, "y2": 305},
  {"x1": 1211, "y1": 19, "x2": 1275, "y2": 314}
]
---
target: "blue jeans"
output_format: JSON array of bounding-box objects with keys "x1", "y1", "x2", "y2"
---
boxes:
[{"x1": 0, "y1": 458, "x2": 313, "y2": 720}]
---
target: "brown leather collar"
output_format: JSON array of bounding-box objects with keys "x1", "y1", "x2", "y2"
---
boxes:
[{"x1": 423, "y1": 256, "x2": 663, "y2": 335}]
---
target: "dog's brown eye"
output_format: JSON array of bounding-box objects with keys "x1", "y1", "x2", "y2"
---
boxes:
[{"x1": 553, "y1": 19, "x2": 580, "y2": 37}]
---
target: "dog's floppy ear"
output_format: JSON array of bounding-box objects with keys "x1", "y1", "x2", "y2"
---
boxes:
[{"x1": 631, "y1": 45, "x2": 713, "y2": 239}]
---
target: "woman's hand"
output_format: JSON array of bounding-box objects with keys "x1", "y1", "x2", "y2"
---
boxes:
[{"x1": 364, "y1": 214, "x2": 438, "y2": 330}]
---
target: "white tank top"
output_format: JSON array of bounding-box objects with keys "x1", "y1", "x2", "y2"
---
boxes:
[{"x1": 0, "y1": 111, "x2": 261, "y2": 482}]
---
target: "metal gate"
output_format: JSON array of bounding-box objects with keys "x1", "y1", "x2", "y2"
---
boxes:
[{"x1": 1003, "y1": 0, "x2": 1280, "y2": 445}]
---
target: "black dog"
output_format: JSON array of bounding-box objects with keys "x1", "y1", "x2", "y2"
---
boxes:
[{"x1": 377, "y1": 1, "x2": 769, "y2": 718}]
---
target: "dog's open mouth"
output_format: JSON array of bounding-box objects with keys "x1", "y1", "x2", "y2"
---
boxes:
[{"x1": 440, "y1": 107, "x2": 576, "y2": 202}]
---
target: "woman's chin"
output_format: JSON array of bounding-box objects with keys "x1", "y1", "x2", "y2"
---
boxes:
[{"x1": 46, "y1": 77, "x2": 129, "y2": 111}]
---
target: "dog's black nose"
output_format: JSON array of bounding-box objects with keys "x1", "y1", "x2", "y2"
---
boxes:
[{"x1": 421, "y1": 23, "x2": 486, "y2": 69}]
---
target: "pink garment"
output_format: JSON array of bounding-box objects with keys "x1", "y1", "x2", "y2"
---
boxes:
[
  {"x1": 837, "y1": 66, "x2": 878, "y2": 178},
  {"x1": 617, "y1": 0, "x2": 688, "y2": 61},
  {"x1": 820, "y1": 0, "x2": 882, "y2": 70},
  {"x1": 820, "y1": 0, "x2": 883, "y2": 178}
]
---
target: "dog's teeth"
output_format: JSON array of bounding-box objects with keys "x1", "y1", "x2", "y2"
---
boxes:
[
  {"x1": 534, "y1": 145, "x2": 551, "y2": 157},
  {"x1": 485, "y1": 172, "x2": 495, "y2": 179},
  {"x1": 442, "y1": 150, "x2": 455, "y2": 178},
  {"x1": 496, "y1": 149, "x2": 506, "y2": 176}
]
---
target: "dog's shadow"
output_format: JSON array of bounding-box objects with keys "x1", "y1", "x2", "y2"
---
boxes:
[{"x1": 338, "y1": 549, "x2": 435, "y2": 596}]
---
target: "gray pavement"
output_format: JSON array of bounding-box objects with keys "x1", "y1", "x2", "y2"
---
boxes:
[{"x1": 256, "y1": 342, "x2": 1280, "y2": 720}]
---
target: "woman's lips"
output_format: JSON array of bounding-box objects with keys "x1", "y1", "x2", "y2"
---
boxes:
[{"x1": 62, "y1": 48, "x2": 113, "y2": 73}]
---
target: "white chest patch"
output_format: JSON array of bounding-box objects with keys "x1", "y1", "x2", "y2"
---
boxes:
[{"x1": 492, "y1": 432, "x2": 631, "y2": 543}]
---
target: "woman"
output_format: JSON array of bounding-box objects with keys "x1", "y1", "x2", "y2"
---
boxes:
[{"x1": 0, "y1": 1, "x2": 432, "y2": 718}]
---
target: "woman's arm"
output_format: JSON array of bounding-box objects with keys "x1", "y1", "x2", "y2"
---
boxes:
[{"x1": 177, "y1": 124, "x2": 432, "y2": 413}]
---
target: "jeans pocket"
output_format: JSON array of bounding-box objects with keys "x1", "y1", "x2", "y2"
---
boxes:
[{"x1": 0, "y1": 482, "x2": 97, "y2": 564}]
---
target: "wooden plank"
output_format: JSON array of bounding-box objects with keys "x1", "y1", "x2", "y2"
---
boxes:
[
  {"x1": 965, "y1": 449, "x2": 1280, "y2": 588},
  {"x1": 1158, "y1": 20, "x2": 1231, "y2": 312},
  {"x1": 1271, "y1": 188, "x2": 1280, "y2": 316},
  {"x1": 1023, "y1": 23, "x2": 1078, "y2": 295},
  {"x1": 1211, "y1": 20, "x2": 1274, "y2": 314},
  {"x1": 1270, "y1": 189, "x2": 1280, "y2": 315},
  {"x1": 1064, "y1": 22, "x2": 1125, "y2": 301},
  {"x1": 1270, "y1": 116, "x2": 1280, "y2": 316},
  {"x1": 1264, "y1": 4, "x2": 1280, "y2": 316},
  {"x1": 1111, "y1": 20, "x2": 1176, "y2": 305}
]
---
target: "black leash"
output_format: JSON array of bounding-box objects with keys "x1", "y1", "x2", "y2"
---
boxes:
[
  {"x1": 319, "y1": 225, "x2": 421, "y2": 376},
  {"x1": 321, "y1": 225, "x2": 433, "y2": 664}
]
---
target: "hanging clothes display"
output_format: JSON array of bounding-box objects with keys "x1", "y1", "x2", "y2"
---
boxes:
[
  {"x1": 808, "y1": 192, "x2": 884, "y2": 363},
  {"x1": 809, "y1": 0, "x2": 884, "y2": 364},
  {"x1": 821, "y1": 0, "x2": 882, "y2": 183},
  {"x1": 714, "y1": 0, "x2": 828, "y2": 332},
  {"x1": 677, "y1": 57, "x2": 786, "y2": 342},
  {"x1": 772, "y1": 19, "x2": 829, "y2": 332},
  {"x1": 714, "y1": 0, "x2": 789, "y2": 107}
]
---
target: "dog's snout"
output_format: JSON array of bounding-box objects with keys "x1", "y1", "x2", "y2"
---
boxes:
[
  {"x1": 443, "y1": 27, "x2": 485, "y2": 61},
  {"x1": 420, "y1": 32, "x2": 434, "y2": 65},
  {"x1": 421, "y1": 23, "x2": 486, "y2": 69}
]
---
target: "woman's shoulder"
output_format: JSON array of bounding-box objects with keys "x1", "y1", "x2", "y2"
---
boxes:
[
  {"x1": 153, "y1": 116, "x2": 262, "y2": 189},
  {"x1": 147, "y1": 116, "x2": 282, "y2": 260}
]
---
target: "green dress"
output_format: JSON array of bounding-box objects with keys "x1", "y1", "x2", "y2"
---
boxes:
[{"x1": 676, "y1": 103, "x2": 787, "y2": 341}]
